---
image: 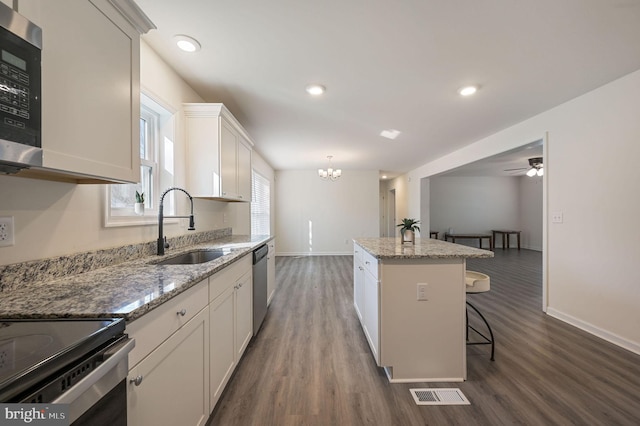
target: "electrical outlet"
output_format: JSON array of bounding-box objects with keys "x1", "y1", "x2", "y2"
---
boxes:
[
  {"x1": 417, "y1": 283, "x2": 429, "y2": 301},
  {"x1": 551, "y1": 212, "x2": 563, "y2": 224},
  {"x1": 0, "y1": 216, "x2": 15, "y2": 247}
]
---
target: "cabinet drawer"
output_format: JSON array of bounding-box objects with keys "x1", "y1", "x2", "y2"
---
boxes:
[
  {"x1": 362, "y1": 250, "x2": 378, "y2": 279},
  {"x1": 209, "y1": 255, "x2": 252, "y2": 302},
  {"x1": 127, "y1": 280, "x2": 208, "y2": 368}
]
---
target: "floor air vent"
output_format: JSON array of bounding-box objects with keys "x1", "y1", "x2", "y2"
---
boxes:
[{"x1": 410, "y1": 388, "x2": 470, "y2": 406}]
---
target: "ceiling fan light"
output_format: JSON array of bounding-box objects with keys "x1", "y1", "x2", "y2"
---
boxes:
[
  {"x1": 537, "y1": 167, "x2": 544, "y2": 176},
  {"x1": 526, "y1": 168, "x2": 537, "y2": 177}
]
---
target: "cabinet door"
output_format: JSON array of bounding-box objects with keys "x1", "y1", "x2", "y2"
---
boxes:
[
  {"x1": 128, "y1": 307, "x2": 210, "y2": 426},
  {"x1": 209, "y1": 285, "x2": 235, "y2": 411},
  {"x1": 267, "y1": 240, "x2": 276, "y2": 305},
  {"x1": 353, "y1": 260, "x2": 365, "y2": 322},
  {"x1": 19, "y1": 0, "x2": 141, "y2": 182},
  {"x1": 183, "y1": 109, "x2": 221, "y2": 198},
  {"x1": 236, "y1": 139, "x2": 252, "y2": 201},
  {"x1": 235, "y1": 270, "x2": 253, "y2": 360},
  {"x1": 220, "y1": 118, "x2": 239, "y2": 199},
  {"x1": 363, "y1": 271, "x2": 380, "y2": 364}
]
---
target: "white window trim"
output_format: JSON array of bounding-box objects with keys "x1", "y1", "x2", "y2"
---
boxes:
[
  {"x1": 104, "y1": 92, "x2": 177, "y2": 227},
  {"x1": 251, "y1": 169, "x2": 271, "y2": 236}
]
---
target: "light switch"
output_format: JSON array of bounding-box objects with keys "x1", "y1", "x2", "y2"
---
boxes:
[{"x1": 417, "y1": 283, "x2": 428, "y2": 301}]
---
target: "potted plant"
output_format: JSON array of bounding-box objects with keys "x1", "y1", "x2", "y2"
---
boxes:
[
  {"x1": 134, "y1": 191, "x2": 145, "y2": 215},
  {"x1": 397, "y1": 218, "x2": 420, "y2": 244}
]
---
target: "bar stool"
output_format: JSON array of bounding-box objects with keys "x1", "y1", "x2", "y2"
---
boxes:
[{"x1": 465, "y1": 270, "x2": 495, "y2": 361}]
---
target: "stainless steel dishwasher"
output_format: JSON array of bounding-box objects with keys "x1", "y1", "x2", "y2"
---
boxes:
[{"x1": 252, "y1": 244, "x2": 269, "y2": 335}]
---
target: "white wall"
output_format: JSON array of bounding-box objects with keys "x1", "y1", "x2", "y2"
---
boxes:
[
  {"x1": 0, "y1": 42, "x2": 252, "y2": 266},
  {"x1": 401, "y1": 69, "x2": 640, "y2": 354},
  {"x1": 429, "y1": 177, "x2": 520, "y2": 246},
  {"x1": 428, "y1": 176, "x2": 542, "y2": 250},
  {"x1": 275, "y1": 170, "x2": 379, "y2": 255}
]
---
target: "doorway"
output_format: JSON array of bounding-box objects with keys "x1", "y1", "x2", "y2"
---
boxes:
[{"x1": 425, "y1": 137, "x2": 547, "y2": 310}]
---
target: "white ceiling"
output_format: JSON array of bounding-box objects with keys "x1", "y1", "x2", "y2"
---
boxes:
[{"x1": 135, "y1": 0, "x2": 640, "y2": 178}]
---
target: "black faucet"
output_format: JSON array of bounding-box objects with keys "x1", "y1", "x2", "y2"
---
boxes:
[{"x1": 157, "y1": 187, "x2": 195, "y2": 255}]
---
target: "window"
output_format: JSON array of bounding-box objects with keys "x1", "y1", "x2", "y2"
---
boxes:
[
  {"x1": 251, "y1": 170, "x2": 270, "y2": 235},
  {"x1": 105, "y1": 93, "x2": 175, "y2": 227}
]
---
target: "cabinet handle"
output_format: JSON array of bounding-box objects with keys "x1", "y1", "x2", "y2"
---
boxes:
[
  {"x1": 359, "y1": 266, "x2": 364, "y2": 271},
  {"x1": 365, "y1": 261, "x2": 370, "y2": 265},
  {"x1": 130, "y1": 375, "x2": 143, "y2": 386},
  {"x1": 177, "y1": 309, "x2": 187, "y2": 316}
]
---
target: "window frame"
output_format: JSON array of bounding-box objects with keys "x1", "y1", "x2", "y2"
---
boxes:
[
  {"x1": 250, "y1": 169, "x2": 271, "y2": 236},
  {"x1": 104, "y1": 92, "x2": 176, "y2": 227}
]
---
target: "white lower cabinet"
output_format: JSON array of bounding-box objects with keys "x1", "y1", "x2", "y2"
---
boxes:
[
  {"x1": 353, "y1": 245, "x2": 365, "y2": 321},
  {"x1": 127, "y1": 306, "x2": 210, "y2": 426},
  {"x1": 353, "y1": 243, "x2": 380, "y2": 364},
  {"x1": 362, "y1": 270, "x2": 380, "y2": 362},
  {"x1": 127, "y1": 254, "x2": 254, "y2": 423},
  {"x1": 209, "y1": 286, "x2": 235, "y2": 408},
  {"x1": 209, "y1": 255, "x2": 253, "y2": 411}
]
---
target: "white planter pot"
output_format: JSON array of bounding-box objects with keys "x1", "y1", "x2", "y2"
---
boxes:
[
  {"x1": 134, "y1": 202, "x2": 145, "y2": 216},
  {"x1": 402, "y1": 229, "x2": 415, "y2": 244}
]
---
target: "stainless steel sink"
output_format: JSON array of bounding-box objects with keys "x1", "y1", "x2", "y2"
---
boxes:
[{"x1": 153, "y1": 249, "x2": 232, "y2": 265}]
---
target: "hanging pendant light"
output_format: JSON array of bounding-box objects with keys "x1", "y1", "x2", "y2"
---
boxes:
[{"x1": 318, "y1": 155, "x2": 342, "y2": 181}]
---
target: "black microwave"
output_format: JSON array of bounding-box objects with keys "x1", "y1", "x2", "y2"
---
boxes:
[{"x1": 0, "y1": 2, "x2": 41, "y2": 174}]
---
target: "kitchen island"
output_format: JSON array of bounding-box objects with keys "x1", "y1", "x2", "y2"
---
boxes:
[{"x1": 353, "y1": 237, "x2": 493, "y2": 382}]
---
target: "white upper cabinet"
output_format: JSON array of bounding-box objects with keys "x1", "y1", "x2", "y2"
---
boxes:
[
  {"x1": 184, "y1": 103, "x2": 253, "y2": 201},
  {"x1": 16, "y1": 0, "x2": 154, "y2": 183}
]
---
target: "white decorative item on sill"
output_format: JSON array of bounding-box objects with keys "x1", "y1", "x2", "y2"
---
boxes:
[{"x1": 135, "y1": 191, "x2": 145, "y2": 215}]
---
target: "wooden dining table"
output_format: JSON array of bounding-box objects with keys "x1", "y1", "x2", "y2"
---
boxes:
[{"x1": 444, "y1": 233, "x2": 493, "y2": 250}]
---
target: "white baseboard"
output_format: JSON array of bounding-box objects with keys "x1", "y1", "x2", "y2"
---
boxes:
[{"x1": 546, "y1": 307, "x2": 640, "y2": 356}]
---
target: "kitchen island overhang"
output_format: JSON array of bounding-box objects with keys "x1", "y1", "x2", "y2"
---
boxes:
[{"x1": 353, "y1": 237, "x2": 493, "y2": 382}]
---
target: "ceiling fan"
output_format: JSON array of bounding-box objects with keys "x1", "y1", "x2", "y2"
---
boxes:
[{"x1": 504, "y1": 157, "x2": 544, "y2": 176}]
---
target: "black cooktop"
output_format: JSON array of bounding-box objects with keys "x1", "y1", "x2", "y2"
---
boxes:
[{"x1": 0, "y1": 318, "x2": 125, "y2": 402}]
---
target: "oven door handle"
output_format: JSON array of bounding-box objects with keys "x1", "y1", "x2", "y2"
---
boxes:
[{"x1": 52, "y1": 338, "x2": 135, "y2": 420}]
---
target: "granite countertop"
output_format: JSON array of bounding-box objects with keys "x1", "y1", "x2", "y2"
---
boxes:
[
  {"x1": 354, "y1": 237, "x2": 494, "y2": 259},
  {"x1": 0, "y1": 235, "x2": 272, "y2": 322}
]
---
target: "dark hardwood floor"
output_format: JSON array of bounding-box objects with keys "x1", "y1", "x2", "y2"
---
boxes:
[{"x1": 207, "y1": 250, "x2": 640, "y2": 425}]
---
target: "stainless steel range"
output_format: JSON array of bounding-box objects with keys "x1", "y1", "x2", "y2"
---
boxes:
[{"x1": 0, "y1": 318, "x2": 133, "y2": 425}]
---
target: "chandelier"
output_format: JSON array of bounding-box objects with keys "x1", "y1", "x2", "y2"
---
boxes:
[
  {"x1": 318, "y1": 155, "x2": 342, "y2": 181},
  {"x1": 526, "y1": 157, "x2": 544, "y2": 177}
]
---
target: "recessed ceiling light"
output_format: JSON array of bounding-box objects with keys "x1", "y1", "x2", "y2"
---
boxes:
[
  {"x1": 458, "y1": 86, "x2": 478, "y2": 96},
  {"x1": 381, "y1": 175, "x2": 388, "y2": 179},
  {"x1": 305, "y1": 84, "x2": 326, "y2": 96},
  {"x1": 380, "y1": 129, "x2": 401, "y2": 140},
  {"x1": 174, "y1": 35, "x2": 201, "y2": 52}
]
